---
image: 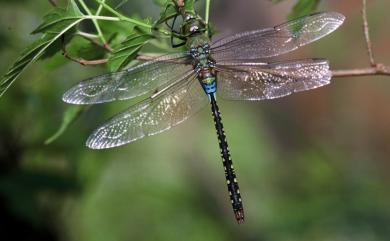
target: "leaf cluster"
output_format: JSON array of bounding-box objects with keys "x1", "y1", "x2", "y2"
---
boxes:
[{"x1": 0, "y1": 0, "x2": 321, "y2": 144}]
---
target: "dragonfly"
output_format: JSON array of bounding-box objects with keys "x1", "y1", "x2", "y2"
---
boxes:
[{"x1": 63, "y1": 10, "x2": 345, "y2": 223}]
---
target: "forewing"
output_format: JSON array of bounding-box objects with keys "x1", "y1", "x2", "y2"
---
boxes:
[
  {"x1": 86, "y1": 76, "x2": 208, "y2": 149},
  {"x1": 217, "y1": 59, "x2": 331, "y2": 100},
  {"x1": 62, "y1": 53, "x2": 192, "y2": 104},
  {"x1": 211, "y1": 12, "x2": 345, "y2": 61}
]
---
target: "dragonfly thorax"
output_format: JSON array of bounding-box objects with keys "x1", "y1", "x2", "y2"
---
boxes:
[
  {"x1": 190, "y1": 43, "x2": 210, "y2": 59},
  {"x1": 190, "y1": 43, "x2": 217, "y2": 96}
]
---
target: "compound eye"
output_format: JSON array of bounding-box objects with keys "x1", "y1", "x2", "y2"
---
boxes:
[
  {"x1": 190, "y1": 48, "x2": 196, "y2": 54},
  {"x1": 203, "y1": 44, "x2": 210, "y2": 53},
  {"x1": 190, "y1": 48, "x2": 199, "y2": 57}
]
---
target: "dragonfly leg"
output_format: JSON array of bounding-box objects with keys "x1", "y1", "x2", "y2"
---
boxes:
[
  {"x1": 209, "y1": 94, "x2": 245, "y2": 223},
  {"x1": 170, "y1": 31, "x2": 187, "y2": 48},
  {"x1": 163, "y1": 15, "x2": 188, "y2": 48}
]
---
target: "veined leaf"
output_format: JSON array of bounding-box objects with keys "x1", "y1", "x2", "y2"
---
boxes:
[
  {"x1": 288, "y1": 0, "x2": 321, "y2": 20},
  {"x1": 31, "y1": 0, "x2": 83, "y2": 34},
  {"x1": 108, "y1": 22, "x2": 154, "y2": 71},
  {"x1": 45, "y1": 105, "x2": 86, "y2": 145},
  {"x1": 184, "y1": 0, "x2": 196, "y2": 14},
  {"x1": 0, "y1": 0, "x2": 84, "y2": 98},
  {"x1": 272, "y1": 0, "x2": 321, "y2": 20}
]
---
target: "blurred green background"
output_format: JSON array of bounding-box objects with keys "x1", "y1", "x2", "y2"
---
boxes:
[{"x1": 1, "y1": 0, "x2": 390, "y2": 241}]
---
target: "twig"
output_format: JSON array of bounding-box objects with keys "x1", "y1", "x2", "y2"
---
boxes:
[
  {"x1": 362, "y1": 0, "x2": 376, "y2": 67},
  {"x1": 62, "y1": 51, "x2": 108, "y2": 65},
  {"x1": 332, "y1": 64, "x2": 390, "y2": 77},
  {"x1": 62, "y1": 53, "x2": 108, "y2": 66},
  {"x1": 332, "y1": 0, "x2": 389, "y2": 78}
]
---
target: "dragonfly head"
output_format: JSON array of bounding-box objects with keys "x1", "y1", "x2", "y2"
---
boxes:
[{"x1": 182, "y1": 13, "x2": 207, "y2": 38}]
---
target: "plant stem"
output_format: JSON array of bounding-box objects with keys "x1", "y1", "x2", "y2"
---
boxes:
[
  {"x1": 205, "y1": 0, "x2": 211, "y2": 26},
  {"x1": 87, "y1": 15, "x2": 121, "y2": 22},
  {"x1": 76, "y1": 31, "x2": 99, "y2": 39},
  {"x1": 94, "y1": 0, "x2": 170, "y2": 36},
  {"x1": 76, "y1": 31, "x2": 113, "y2": 52},
  {"x1": 78, "y1": 0, "x2": 107, "y2": 44},
  {"x1": 95, "y1": 0, "x2": 150, "y2": 28},
  {"x1": 96, "y1": 0, "x2": 105, "y2": 16}
]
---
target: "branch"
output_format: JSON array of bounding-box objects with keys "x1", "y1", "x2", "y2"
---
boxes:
[
  {"x1": 332, "y1": 64, "x2": 390, "y2": 77},
  {"x1": 362, "y1": 0, "x2": 376, "y2": 67},
  {"x1": 332, "y1": 0, "x2": 389, "y2": 78},
  {"x1": 62, "y1": 54, "x2": 108, "y2": 65},
  {"x1": 48, "y1": 0, "x2": 57, "y2": 7}
]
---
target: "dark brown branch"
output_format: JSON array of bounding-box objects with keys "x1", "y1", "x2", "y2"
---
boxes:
[
  {"x1": 362, "y1": 0, "x2": 376, "y2": 67},
  {"x1": 62, "y1": 52, "x2": 108, "y2": 65},
  {"x1": 61, "y1": 34, "x2": 108, "y2": 66},
  {"x1": 48, "y1": 0, "x2": 57, "y2": 7},
  {"x1": 332, "y1": 64, "x2": 390, "y2": 77}
]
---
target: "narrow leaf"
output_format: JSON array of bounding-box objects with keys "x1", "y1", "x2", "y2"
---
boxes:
[
  {"x1": 45, "y1": 105, "x2": 86, "y2": 145},
  {"x1": 0, "y1": 0, "x2": 84, "y2": 98},
  {"x1": 288, "y1": 0, "x2": 321, "y2": 20},
  {"x1": 184, "y1": 0, "x2": 196, "y2": 14}
]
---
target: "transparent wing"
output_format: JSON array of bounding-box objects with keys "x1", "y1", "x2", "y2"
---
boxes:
[
  {"x1": 211, "y1": 12, "x2": 345, "y2": 61},
  {"x1": 216, "y1": 59, "x2": 331, "y2": 100},
  {"x1": 62, "y1": 53, "x2": 193, "y2": 104},
  {"x1": 86, "y1": 76, "x2": 208, "y2": 149}
]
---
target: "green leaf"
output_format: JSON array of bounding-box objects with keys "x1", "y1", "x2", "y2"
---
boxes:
[
  {"x1": 155, "y1": 1, "x2": 178, "y2": 25},
  {"x1": 40, "y1": 30, "x2": 76, "y2": 60},
  {"x1": 108, "y1": 23, "x2": 154, "y2": 71},
  {"x1": 184, "y1": 0, "x2": 196, "y2": 14},
  {"x1": 288, "y1": 0, "x2": 321, "y2": 20},
  {"x1": 45, "y1": 105, "x2": 86, "y2": 145},
  {"x1": 272, "y1": 0, "x2": 322, "y2": 20},
  {"x1": 153, "y1": 0, "x2": 169, "y2": 7},
  {"x1": 31, "y1": 0, "x2": 83, "y2": 34},
  {"x1": 0, "y1": 0, "x2": 84, "y2": 98}
]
